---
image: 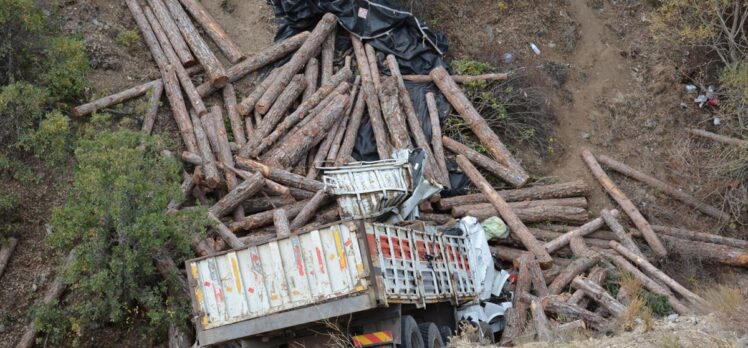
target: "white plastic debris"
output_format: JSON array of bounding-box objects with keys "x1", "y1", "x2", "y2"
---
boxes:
[
  {"x1": 530, "y1": 43, "x2": 541, "y2": 55},
  {"x1": 685, "y1": 84, "x2": 697, "y2": 93},
  {"x1": 502, "y1": 52, "x2": 515, "y2": 64},
  {"x1": 695, "y1": 94, "x2": 708, "y2": 107},
  {"x1": 714, "y1": 117, "x2": 721, "y2": 125},
  {"x1": 458, "y1": 217, "x2": 496, "y2": 300}
]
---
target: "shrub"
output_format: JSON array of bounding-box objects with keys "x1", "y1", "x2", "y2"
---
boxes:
[
  {"x1": 116, "y1": 30, "x2": 142, "y2": 52},
  {"x1": 0, "y1": 81, "x2": 49, "y2": 148},
  {"x1": 0, "y1": 0, "x2": 46, "y2": 85},
  {"x1": 0, "y1": 187, "x2": 20, "y2": 241},
  {"x1": 42, "y1": 37, "x2": 89, "y2": 102},
  {"x1": 20, "y1": 110, "x2": 72, "y2": 166},
  {"x1": 33, "y1": 129, "x2": 209, "y2": 345}
]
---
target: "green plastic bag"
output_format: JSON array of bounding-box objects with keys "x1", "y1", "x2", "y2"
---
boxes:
[{"x1": 481, "y1": 216, "x2": 508, "y2": 240}]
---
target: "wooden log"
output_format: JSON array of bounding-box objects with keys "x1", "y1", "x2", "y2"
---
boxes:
[
  {"x1": 208, "y1": 213, "x2": 244, "y2": 249},
  {"x1": 528, "y1": 229, "x2": 612, "y2": 250},
  {"x1": 530, "y1": 298, "x2": 554, "y2": 341},
  {"x1": 336, "y1": 88, "x2": 366, "y2": 165},
  {"x1": 544, "y1": 210, "x2": 619, "y2": 254},
  {"x1": 256, "y1": 14, "x2": 337, "y2": 114},
  {"x1": 0, "y1": 237, "x2": 18, "y2": 279},
  {"x1": 16, "y1": 251, "x2": 75, "y2": 348},
  {"x1": 146, "y1": 0, "x2": 195, "y2": 66},
  {"x1": 273, "y1": 209, "x2": 292, "y2": 238},
  {"x1": 686, "y1": 128, "x2": 748, "y2": 147},
  {"x1": 247, "y1": 69, "x2": 352, "y2": 157},
  {"x1": 548, "y1": 252, "x2": 601, "y2": 295},
  {"x1": 379, "y1": 76, "x2": 412, "y2": 149},
  {"x1": 286, "y1": 80, "x2": 352, "y2": 138},
  {"x1": 582, "y1": 150, "x2": 667, "y2": 257},
  {"x1": 307, "y1": 117, "x2": 343, "y2": 178},
  {"x1": 601, "y1": 208, "x2": 643, "y2": 258},
  {"x1": 500, "y1": 253, "x2": 533, "y2": 344},
  {"x1": 569, "y1": 236, "x2": 591, "y2": 258},
  {"x1": 263, "y1": 94, "x2": 348, "y2": 169},
  {"x1": 652, "y1": 225, "x2": 748, "y2": 249},
  {"x1": 72, "y1": 80, "x2": 161, "y2": 117},
  {"x1": 327, "y1": 81, "x2": 357, "y2": 162},
  {"x1": 196, "y1": 31, "x2": 310, "y2": 97},
  {"x1": 609, "y1": 241, "x2": 706, "y2": 306},
  {"x1": 658, "y1": 234, "x2": 748, "y2": 268},
  {"x1": 601, "y1": 250, "x2": 691, "y2": 315},
  {"x1": 223, "y1": 84, "x2": 246, "y2": 146},
  {"x1": 556, "y1": 320, "x2": 586, "y2": 334},
  {"x1": 452, "y1": 197, "x2": 588, "y2": 216},
  {"x1": 321, "y1": 32, "x2": 336, "y2": 84},
  {"x1": 419, "y1": 213, "x2": 454, "y2": 225},
  {"x1": 543, "y1": 265, "x2": 562, "y2": 284},
  {"x1": 164, "y1": 65, "x2": 199, "y2": 154},
  {"x1": 597, "y1": 154, "x2": 729, "y2": 221},
  {"x1": 289, "y1": 190, "x2": 330, "y2": 230},
  {"x1": 162, "y1": 0, "x2": 228, "y2": 88},
  {"x1": 190, "y1": 109, "x2": 221, "y2": 188},
  {"x1": 571, "y1": 276, "x2": 626, "y2": 317},
  {"x1": 402, "y1": 73, "x2": 509, "y2": 83},
  {"x1": 234, "y1": 156, "x2": 324, "y2": 192},
  {"x1": 538, "y1": 295, "x2": 609, "y2": 331},
  {"x1": 567, "y1": 266, "x2": 607, "y2": 308},
  {"x1": 236, "y1": 68, "x2": 279, "y2": 117},
  {"x1": 303, "y1": 57, "x2": 319, "y2": 100},
  {"x1": 443, "y1": 136, "x2": 527, "y2": 187},
  {"x1": 210, "y1": 105, "x2": 245, "y2": 219},
  {"x1": 532, "y1": 226, "x2": 619, "y2": 242},
  {"x1": 351, "y1": 34, "x2": 390, "y2": 159},
  {"x1": 427, "y1": 92, "x2": 450, "y2": 188},
  {"x1": 456, "y1": 155, "x2": 553, "y2": 267},
  {"x1": 142, "y1": 79, "x2": 163, "y2": 134},
  {"x1": 386, "y1": 54, "x2": 448, "y2": 186},
  {"x1": 253, "y1": 75, "x2": 306, "y2": 140},
  {"x1": 436, "y1": 180, "x2": 590, "y2": 211},
  {"x1": 230, "y1": 199, "x2": 311, "y2": 231},
  {"x1": 527, "y1": 255, "x2": 549, "y2": 297},
  {"x1": 466, "y1": 205, "x2": 589, "y2": 225},
  {"x1": 364, "y1": 43, "x2": 381, "y2": 90},
  {"x1": 208, "y1": 172, "x2": 264, "y2": 217},
  {"x1": 126, "y1": 0, "x2": 169, "y2": 70},
  {"x1": 243, "y1": 195, "x2": 296, "y2": 214},
  {"x1": 177, "y1": 0, "x2": 244, "y2": 63},
  {"x1": 431, "y1": 66, "x2": 528, "y2": 180},
  {"x1": 167, "y1": 171, "x2": 195, "y2": 213}
]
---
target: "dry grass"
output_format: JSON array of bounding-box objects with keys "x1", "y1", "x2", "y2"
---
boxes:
[{"x1": 701, "y1": 285, "x2": 748, "y2": 337}]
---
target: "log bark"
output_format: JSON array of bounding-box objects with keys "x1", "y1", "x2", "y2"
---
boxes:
[
  {"x1": 289, "y1": 189, "x2": 330, "y2": 230},
  {"x1": 230, "y1": 199, "x2": 311, "y2": 231},
  {"x1": 419, "y1": 213, "x2": 454, "y2": 225},
  {"x1": 236, "y1": 68, "x2": 280, "y2": 117},
  {"x1": 364, "y1": 43, "x2": 381, "y2": 90},
  {"x1": 303, "y1": 57, "x2": 319, "y2": 101},
  {"x1": 263, "y1": 94, "x2": 348, "y2": 169},
  {"x1": 195, "y1": 31, "x2": 309, "y2": 97},
  {"x1": 321, "y1": 32, "x2": 336, "y2": 85},
  {"x1": 256, "y1": 14, "x2": 337, "y2": 114},
  {"x1": 567, "y1": 266, "x2": 607, "y2": 308},
  {"x1": 379, "y1": 76, "x2": 412, "y2": 149},
  {"x1": 543, "y1": 210, "x2": 618, "y2": 254},
  {"x1": 601, "y1": 250, "x2": 691, "y2": 315},
  {"x1": 530, "y1": 298, "x2": 554, "y2": 341},
  {"x1": 597, "y1": 154, "x2": 729, "y2": 221},
  {"x1": 190, "y1": 109, "x2": 221, "y2": 188},
  {"x1": 178, "y1": 0, "x2": 244, "y2": 63},
  {"x1": 144, "y1": 6, "x2": 207, "y2": 116},
  {"x1": 527, "y1": 255, "x2": 549, "y2": 297},
  {"x1": 0, "y1": 237, "x2": 18, "y2": 279},
  {"x1": 426, "y1": 92, "x2": 450, "y2": 188},
  {"x1": 208, "y1": 172, "x2": 264, "y2": 217},
  {"x1": 431, "y1": 66, "x2": 528, "y2": 181},
  {"x1": 142, "y1": 79, "x2": 163, "y2": 134},
  {"x1": 609, "y1": 241, "x2": 706, "y2": 306},
  {"x1": 164, "y1": 65, "x2": 199, "y2": 154},
  {"x1": 210, "y1": 105, "x2": 245, "y2": 219},
  {"x1": 234, "y1": 156, "x2": 324, "y2": 192},
  {"x1": 126, "y1": 0, "x2": 169, "y2": 71},
  {"x1": 466, "y1": 205, "x2": 589, "y2": 224},
  {"x1": 16, "y1": 251, "x2": 75, "y2": 348},
  {"x1": 500, "y1": 253, "x2": 533, "y2": 345},
  {"x1": 242, "y1": 195, "x2": 296, "y2": 214},
  {"x1": 162, "y1": 0, "x2": 228, "y2": 88},
  {"x1": 601, "y1": 208, "x2": 643, "y2": 258},
  {"x1": 452, "y1": 197, "x2": 588, "y2": 216},
  {"x1": 336, "y1": 88, "x2": 366, "y2": 165},
  {"x1": 686, "y1": 128, "x2": 748, "y2": 147},
  {"x1": 658, "y1": 234, "x2": 748, "y2": 268},
  {"x1": 223, "y1": 84, "x2": 246, "y2": 146},
  {"x1": 571, "y1": 276, "x2": 626, "y2": 317},
  {"x1": 402, "y1": 73, "x2": 509, "y2": 83},
  {"x1": 168, "y1": 171, "x2": 195, "y2": 213},
  {"x1": 556, "y1": 320, "x2": 586, "y2": 334},
  {"x1": 456, "y1": 155, "x2": 553, "y2": 267},
  {"x1": 548, "y1": 252, "x2": 601, "y2": 295},
  {"x1": 443, "y1": 136, "x2": 527, "y2": 187},
  {"x1": 652, "y1": 225, "x2": 748, "y2": 249},
  {"x1": 146, "y1": 0, "x2": 195, "y2": 66},
  {"x1": 307, "y1": 117, "x2": 344, "y2": 178},
  {"x1": 538, "y1": 295, "x2": 608, "y2": 331},
  {"x1": 528, "y1": 229, "x2": 612, "y2": 250},
  {"x1": 351, "y1": 34, "x2": 390, "y2": 159},
  {"x1": 253, "y1": 75, "x2": 306, "y2": 140},
  {"x1": 73, "y1": 79, "x2": 161, "y2": 117},
  {"x1": 436, "y1": 180, "x2": 589, "y2": 211},
  {"x1": 582, "y1": 149, "x2": 667, "y2": 257},
  {"x1": 327, "y1": 94, "x2": 354, "y2": 162},
  {"x1": 273, "y1": 209, "x2": 292, "y2": 238},
  {"x1": 247, "y1": 69, "x2": 352, "y2": 157}
]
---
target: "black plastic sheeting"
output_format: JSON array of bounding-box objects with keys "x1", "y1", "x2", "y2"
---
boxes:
[{"x1": 267, "y1": 0, "x2": 468, "y2": 195}]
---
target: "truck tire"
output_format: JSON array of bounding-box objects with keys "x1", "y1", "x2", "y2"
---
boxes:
[
  {"x1": 418, "y1": 322, "x2": 444, "y2": 348},
  {"x1": 478, "y1": 321, "x2": 495, "y2": 343},
  {"x1": 399, "y1": 315, "x2": 424, "y2": 348},
  {"x1": 438, "y1": 325, "x2": 452, "y2": 344}
]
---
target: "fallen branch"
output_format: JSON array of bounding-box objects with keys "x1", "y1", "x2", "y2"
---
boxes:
[
  {"x1": 543, "y1": 210, "x2": 618, "y2": 254},
  {"x1": 547, "y1": 252, "x2": 601, "y2": 295},
  {"x1": 686, "y1": 128, "x2": 748, "y2": 147},
  {"x1": 177, "y1": 0, "x2": 244, "y2": 63},
  {"x1": 402, "y1": 73, "x2": 508, "y2": 83},
  {"x1": 443, "y1": 136, "x2": 527, "y2": 187},
  {"x1": 571, "y1": 276, "x2": 626, "y2": 317},
  {"x1": 72, "y1": 80, "x2": 162, "y2": 117},
  {"x1": 601, "y1": 208, "x2": 643, "y2": 258},
  {"x1": 436, "y1": 180, "x2": 589, "y2": 210},
  {"x1": 0, "y1": 237, "x2": 18, "y2": 280},
  {"x1": 145, "y1": 0, "x2": 195, "y2": 66}
]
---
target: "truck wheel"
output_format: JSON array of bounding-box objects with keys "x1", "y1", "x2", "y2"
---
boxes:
[
  {"x1": 399, "y1": 315, "x2": 424, "y2": 348},
  {"x1": 438, "y1": 325, "x2": 452, "y2": 344},
  {"x1": 478, "y1": 321, "x2": 495, "y2": 343},
  {"x1": 418, "y1": 322, "x2": 444, "y2": 348}
]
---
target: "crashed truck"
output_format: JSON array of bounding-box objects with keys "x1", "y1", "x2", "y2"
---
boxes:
[{"x1": 186, "y1": 150, "x2": 513, "y2": 347}]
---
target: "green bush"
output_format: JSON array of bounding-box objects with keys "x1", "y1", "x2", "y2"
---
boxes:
[
  {"x1": 20, "y1": 110, "x2": 72, "y2": 165},
  {"x1": 42, "y1": 37, "x2": 89, "y2": 102},
  {"x1": 0, "y1": 187, "x2": 20, "y2": 241},
  {"x1": 0, "y1": 81, "x2": 49, "y2": 148},
  {"x1": 116, "y1": 30, "x2": 142, "y2": 52},
  {"x1": 33, "y1": 129, "x2": 209, "y2": 345},
  {"x1": 0, "y1": 0, "x2": 46, "y2": 85}
]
